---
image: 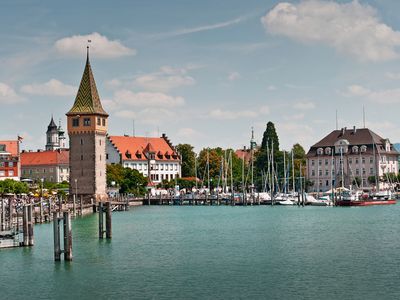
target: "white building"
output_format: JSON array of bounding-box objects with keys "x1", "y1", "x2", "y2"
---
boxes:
[
  {"x1": 106, "y1": 134, "x2": 181, "y2": 184},
  {"x1": 306, "y1": 127, "x2": 399, "y2": 192}
]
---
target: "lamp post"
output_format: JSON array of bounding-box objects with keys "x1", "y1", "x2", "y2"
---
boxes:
[{"x1": 40, "y1": 178, "x2": 44, "y2": 223}]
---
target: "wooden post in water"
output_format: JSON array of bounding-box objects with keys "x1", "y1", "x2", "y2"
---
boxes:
[
  {"x1": 53, "y1": 212, "x2": 61, "y2": 261},
  {"x1": 72, "y1": 194, "x2": 76, "y2": 218},
  {"x1": 23, "y1": 206, "x2": 29, "y2": 246},
  {"x1": 63, "y1": 211, "x2": 72, "y2": 261},
  {"x1": 59, "y1": 195, "x2": 62, "y2": 213},
  {"x1": 1, "y1": 199, "x2": 5, "y2": 231},
  {"x1": 8, "y1": 198, "x2": 13, "y2": 230},
  {"x1": 105, "y1": 202, "x2": 112, "y2": 239},
  {"x1": 28, "y1": 205, "x2": 34, "y2": 246},
  {"x1": 39, "y1": 197, "x2": 43, "y2": 223},
  {"x1": 80, "y1": 195, "x2": 83, "y2": 216},
  {"x1": 98, "y1": 202, "x2": 104, "y2": 239}
]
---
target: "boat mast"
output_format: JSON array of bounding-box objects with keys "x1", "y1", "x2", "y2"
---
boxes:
[
  {"x1": 340, "y1": 147, "x2": 344, "y2": 190},
  {"x1": 373, "y1": 142, "x2": 379, "y2": 192},
  {"x1": 291, "y1": 150, "x2": 295, "y2": 193},
  {"x1": 317, "y1": 152, "x2": 320, "y2": 197},
  {"x1": 283, "y1": 150, "x2": 287, "y2": 194},
  {"x1": 207, "y1": 149, "x2": 210, "y2": 192}
]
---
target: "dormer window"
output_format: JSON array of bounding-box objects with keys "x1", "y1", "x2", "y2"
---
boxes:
[
  {"x1": 317, "y1": 148, "x2": 323, "y2": 155},
  {"x1": 325, "y1": 147, "x2": 331, "y2": 155},
  {"x1": 125, "y1": 150, "x2": 131, "y2": 159},
  {"x1": 352, "y1": 146, "x2": 359, "y2": 153},
  {"x1": 360, "y1": 145, "x2": 367, "y2": 153}
]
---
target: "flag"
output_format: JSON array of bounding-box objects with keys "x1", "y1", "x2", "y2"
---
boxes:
[{"x1": 17, "y1": 136, "x2": 23, "y2": 142}]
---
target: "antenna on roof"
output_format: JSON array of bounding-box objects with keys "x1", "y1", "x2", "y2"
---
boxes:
[
  {"x1": 363, "y1": 105, "x2": 366, "y2": 128},
  {"x1": 132, "y1": 119, "x2": 135, "y2": 137},
  {"x1": 87, "y1": 40, "x2": 91, "y2": 61},
  {"x1": 335, "y1": 109, "x2": 338, "y2": 130}
]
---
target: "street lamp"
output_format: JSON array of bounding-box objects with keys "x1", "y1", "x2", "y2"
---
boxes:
[{"x1": 74, "y1": 178, "x2": 78, "y2": 199}]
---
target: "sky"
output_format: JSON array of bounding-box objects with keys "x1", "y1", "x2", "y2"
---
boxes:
[{"x1": 2, "y1": 0, "x2": 400, "y2": 153}]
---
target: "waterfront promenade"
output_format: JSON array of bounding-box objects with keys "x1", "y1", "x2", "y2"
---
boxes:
[{"x1": 2, "y1": 205, "x2": 400, "y2": 300}]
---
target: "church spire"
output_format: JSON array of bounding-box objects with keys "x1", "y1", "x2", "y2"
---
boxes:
[{"x1": 66, "y1": 47, "x2": 108, "y2": 116}]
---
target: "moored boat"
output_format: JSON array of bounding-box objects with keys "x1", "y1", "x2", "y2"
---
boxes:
[{"x1": 336, "y1": 190, "x2": 396, "y2": 206}]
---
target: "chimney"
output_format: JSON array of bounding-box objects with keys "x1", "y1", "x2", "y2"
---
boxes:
[
  {"x1": 353, "y1": 126, "x2": 357, "y2": 134},
  {"x1": 341, "y1": 127, "x2": 345, "y2": 135}
]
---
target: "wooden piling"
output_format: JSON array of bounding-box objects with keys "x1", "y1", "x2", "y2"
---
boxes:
[
  {"x1": 63, "y1": 211, "x2": 72, "y2": 261},
  {"x1": 23, "y1": 206, "x2": 29, "y2": 246},
  {"x1": 80, "y1": 195, "x2": 83, "y2": 216},
  {"x1": 39, "y1": 197, "x2": 43, "y2": 223},
  {"x1": 72, "y1": 195, "x2": 76, "y2": 217},
  {"x1": 1, "y1": 199, "x2": 5, "y2": 231},
  {"x1": 8, "y1": 199, "x2": 13, "y2": 229},
  {"x1": 28, "y1": 205, "x2": 34, "y2": 246},
  {"x1": 53, "y1": 212, "x2": 61, "y2": 261},
  {"x1": 105, "y1": 202, "x2": 112, "y2": 239},
  {"x1": 99, "y1": 202, "x2": 104, "y2": 239}
]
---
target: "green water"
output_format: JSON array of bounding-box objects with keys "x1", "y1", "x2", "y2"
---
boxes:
[{"x1": 2, "y1": 205, "x2": 400, "y2": 299}]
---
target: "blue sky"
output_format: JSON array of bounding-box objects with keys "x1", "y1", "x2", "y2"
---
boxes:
[{"x1": 2, "y1": 0, "x2": 400, "y2": 152}]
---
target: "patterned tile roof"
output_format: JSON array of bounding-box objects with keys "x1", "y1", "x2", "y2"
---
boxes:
[
  {"x1": 67, "y1": 54, "x2": 108, "y2": 116},
  {"x1": 21, "y1": 150, "x2": 69, "y2": 166},
  {"x1": 108, "y1": 136, "x2": 180, "y2": 161}
]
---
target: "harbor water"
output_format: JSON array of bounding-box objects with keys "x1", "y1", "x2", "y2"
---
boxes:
[{"x1": 2, "y1": 205, "x2": 400, "y2": 299}]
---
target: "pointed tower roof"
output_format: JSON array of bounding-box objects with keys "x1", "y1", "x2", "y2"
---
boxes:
[
  {"x1": 67, "y1": 48, "x2": 108, "y2": 116},
  {"x1": 47, "y1": 116, "x2": 58, "y2": 132}
]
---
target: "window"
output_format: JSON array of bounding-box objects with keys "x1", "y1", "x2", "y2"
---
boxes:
[
  {"x1": 370, "y1": 157, "x2": 373, "y2": 164},
  {"x1": 325, "y1": 159, "x2": 328, "y2": 165},
  {"x1": 100, "y1": 155, "x2": 101, "y2": 161},
  {"x1": 72, "y1": 118, "x2": 79, "y2": 127},
  {"x1": 326, "y1": 180, "x2": 329, "y2": 186},
  {"x1": 360, "y1": 145, "x2": 367, "y2": 152},
  {"x1": 362, "y1": 168, "x2": 366, "y2": 175},
  {"x1": 319, "y1": 170, "x2": 322, "y2": 176},
  {"x1": 106, "y1": 154, "x2": 109, "y2": 160},
  {"x1": 318, "y1": 160, "x2": 321, "y2": 166},
  {"x1": 99, "y1": 139, "x2": 102, "y2": 146},
  {"x1": 97, "y1": 117, "x2": 101, "y2": 126},
  {"x1": 83, "y1": 118, "x2": 91, "y2": 126},
  {"x1": 352, "y1": 146, "x2": 358, "y2": 153},
  {"x1": 355, "y1": 158, "x2": 359, "y2": 164},
  {"x1": 8, "y1": 162, "x2": 13, "y2": 167},
  {"x1": 102, "y1": 118, "x2": 106, "y2": 126},
  {"x1": 325, "y1": 148, "x2": 331, "y2": 155},
  {"x1": 356, "y1": 169, "x2": 359, "y2": 175},
  {"x1": 325, "y1": 170, "x2": 328, "y2": 176},
  {"x1": 80, "y1": 138, "x2": 83, "y2": 145},
  {"x1": 317, "y1": 148, "x2": 323, "y2": 155},
  {"x1": 8, "y1": 170, "x2": 13, "y2": 176},
  {"x1": 0, "y1": 171, "x2": 4, "y2": 176},
  {"x1": 81, "y1": 155, "x2": 83, "y2": 160},
  {"x1": 362, "y1": 157, "x2": 365, "y2": 164},
  {"x1": 349, "y1": 158, "x2": 352, "y2": 164},
  {"x1": 311, "y1": 160, "x2": 315, "y2": 166},
  {"x1": 311, "y1": 170, "x2": 315, "y2": 176}
]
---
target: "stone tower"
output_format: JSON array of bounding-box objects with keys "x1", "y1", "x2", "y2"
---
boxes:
[
  {"x1": 57, "y1": 119, "x2": 67, "y2": 149},
  {"x1": 66, "y1": 49, "x2": 108, "y2": 201},
  {"x1": 46, "y1": 116, "x2": 60, "y2": 150}
]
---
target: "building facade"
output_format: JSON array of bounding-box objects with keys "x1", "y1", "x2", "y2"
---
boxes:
[
  {"x1": 0, "y1": 140, "x2": 20, "y2": 181},
  {"x1": 306, "y1": 127, "x2": 399, "y2": 192},
  {"x1": 107, "y1": 134, "x2": 181, "y2": 184},
  {"x1": 45, "y1": 116, "x2": 67, "y2": 151},
  {"x1": 20, "y1": 149, "x2": 69, "y2": 183},
  {"x1": 66, "y1": 49, "x2": 108, "y2": 201}
]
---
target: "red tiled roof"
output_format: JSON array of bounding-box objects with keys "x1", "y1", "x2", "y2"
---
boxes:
[
  {"x1": 108, "y1": 136, "x2": 179, "y2": 161},
  {"x1": 0, "y1": 140, "x2": 19, "y2": 156},
  {"x1": 21, "y1": 150, "x2": 69, "y2": 166},
  {"x1": 235, "y1": 149, "x2": 253, "y2": 163}
]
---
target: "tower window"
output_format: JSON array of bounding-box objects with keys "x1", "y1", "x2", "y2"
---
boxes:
[
  {"x1": 80, "y1": 138, "x2": 83, "y2": 145},
  {"x1": 72, "y1": 118, "x2": 79, "y2": 127},
  {"x1": 97, "y1": 117, "x2": 101, "y2": 126},
  {"x1": 102, "y1": 118, "x2": 106, "y2": 126},
  {"x1": 83, "y1": 118, "x2": 91, "y2": 126},
  {"x1": 81, "y1": 155, "x2": 83, "y2": 160}
]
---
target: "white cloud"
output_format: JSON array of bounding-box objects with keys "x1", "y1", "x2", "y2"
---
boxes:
[
  {"x1": 262, "y1": 0, "x2": 400, "y2": 62},
  {"x1": 278, "y1": 122, "x2": 314, "y2": 150},
  {"x1": 105, "y1": 79, "x2": 123, "y2": 89},
  {"x1": 346, "y1": 84, "x2": 400, "y2": 104},
  {"x1": 385, "y1": 72, "x2": 400, "y2": 80},
  {"x1": 0, "y1": 83, "x2": 24, "y2": 104},
  {"x1": 176, "y1": 127, "x2": 204, "y2": 140},
  {"x1": 54, "y1": 32, "x2": 136, "y2": 58},
  {"x1": 21, "y1": 79, "x2": 76, "y2": 96},
  {"x1": 113, "y1": 89, "x2": 185, "y2": 108},
  {"x1": 152, "y1": 14, "x2": 250, "y2": 39},
  {"x1": 209, "y1": 105, "x2": 269, "y2": 120},
  {"x1": 115, "y1": 108, "x2": 177, "y2": 124},
  {"x1": 228, "y1": 71, "x2": 241, "y2": 81},
  {"x1": 135, "y1": 66, "x2": 195, "y2": 92},
  {"x1": 293, "y1": 101, "x2": 316, "y2": 110}
]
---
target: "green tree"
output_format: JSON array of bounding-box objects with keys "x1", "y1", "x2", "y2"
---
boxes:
[
  {"x1": 106, "y1": 164, "x2": 147, "y2": 196},
  {"x1": 176, "y1": 143, "x2": 196, "y2": 177},
  {"x1": 260, "y1": 121, "x2": 280, "y2": 153},
  {"x1": 0, "y1": 179, "x2": 29, "y2": 195}
]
